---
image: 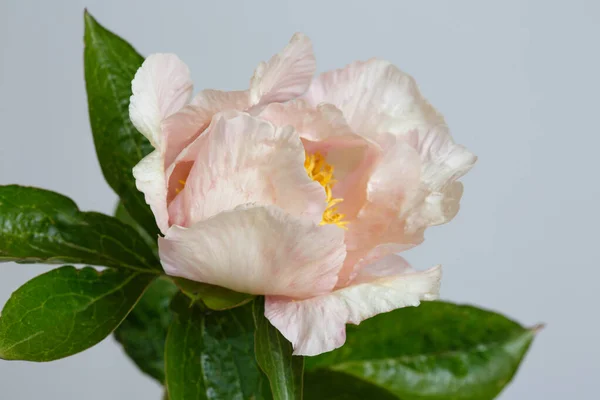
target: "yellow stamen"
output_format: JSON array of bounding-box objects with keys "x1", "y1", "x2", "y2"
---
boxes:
[
  {"x1": 304, "y1": 152, "x2": 348, "y2": 228},
  {"x1": 175, "y1": 179, "x2": 186, "y2": 194}
]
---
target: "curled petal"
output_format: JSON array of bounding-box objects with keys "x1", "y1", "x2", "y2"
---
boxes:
[
  {"x1": 132, "y1": 150, "x2": 169, "y2": 234},
  {"x1": 259, "y1": 100, "x2": 351, "y2": 142},
  {"x1": 400, "y1": 126, "x2": 477, "y2": 241},
  {"x1": 303, "y1": 59, "x2": 475, "y2": 254},
  {"x1": 168, "y1": 111, "x2": 327, "y2": 227},
  {"x1": 130, "y1": 54, "x2": 193, "y2": 148},
  {"x1": 340, "y1": 140, "x2": 421, "y2": 282},
  {"x1": 260, "y1": 100, "x2": 382, "y2": 218},
  {"x1": 250, "y1": 33, "x2": 316, "y2": 105},
  {"x1": 159, "y1": 205, "x2": 346, "y2": 298},
  {"x1": 162, "y1": 90, "x2": 250, "y2": 167},
  {"x1": 191, "y1": 88, "x2": 251, "y2": 110},
  {"x1": 265, "y1": 258, "x2": 441, "y2": 356},
  {"x1": 161, "y1": 105, "x2": 209, "y2": 168},
  {"x1": 409, "y1": 125, "x2": 477, "y2": 193},
  {"x1": 302, "y1": 59, "x2": 442, "y2": 144}
]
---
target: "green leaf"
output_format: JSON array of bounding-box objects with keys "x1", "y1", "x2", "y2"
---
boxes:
[
  {"x1": 165, "y1": 297, "x2": 272, "y2": 400},
  {"x1": 0, "y1": 266, "x2": 154, "y2": 361},
  {"x1": 253, "y1": 297, "x2": 304, "y2": 400},
  {"x1": 0, "y1": 185, "x2": 160, "y2": 272},
  {"x1": 84, "y1": 10, "x2": 158, "y2": 238},
  {"x1": 304, "y1": 370, "x2": 397, "y2": 400},
  {"x1": 306, "y1": 301, "x2": 538, "y2": 400},
  {"x1": 114, "y1": 200, "x2": 157, "y2": 254},
  {"x1": 114, "y1": 277, "x2": 177, "y2": 383},
  {"x1": 174, "y1": 277, "x2": 255, "y2": 311}
]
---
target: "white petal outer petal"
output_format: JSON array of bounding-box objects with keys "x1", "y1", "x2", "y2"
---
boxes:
[
  {"x1": 161, "y1": 105, "x2": 210, "y2": 168},
  {"x1": 302, "y1": 59, "x2": 475, "y2": 195},
  {"x1": 166, "y1": 90, "x2": 251, "y2": 167},
  {"x1": 265, "y1": 260, "x2": 441, "y2": 356},
  {"x1": 250, "y1": 33, "x2": 316, "y2": 106},
  {"x1": 302, "y1": 59, "x2": 443, "y2": 144},
  {"x1": 191, "y1": 89, "x2": 251, "y2": 110},
  {"x1": 339, "y1": 140, "x2": 421, "y2": 283},
  {"x1": 303, "y1": 59, "x2": 476, "y2": 187},
  {"x1": 412, "y1": 125, "x2": 477, "y2": 193},
  {"x1": 401, "y1": 126, "x2": 477, "y2": 240},
  {"x1": 304, "y1": 58, "x2": 476, "y2": 247},
  {"x1": 170, "y1": 111, "x2": 327, "y2": 227},
  {"x1": 161, "y1": 91, "x2": 252, "y2": 207},
  {"x1": 259, "y1": 100, "x2": 351, "y2": 142},
  {"x1": 132, "y1": 150, "x2": 169, "y2": 234},
  {"x1": 129, "y1": 54, "x2": 193, "y2": 149},
  {"x1": 158, "y1": 205, "x2": 346, "y2": 298}
]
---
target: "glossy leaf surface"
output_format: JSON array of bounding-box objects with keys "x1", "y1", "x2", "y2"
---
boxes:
[
  {"x1": 306, "y1": 301, "x2": 538, "y2": 400},
  {"x1": 0, "y1": 266, "x2": 153, "y2": 361}
]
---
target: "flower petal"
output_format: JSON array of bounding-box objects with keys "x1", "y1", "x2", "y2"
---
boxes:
[
  {"x1": 339, "y1": 139, "x2": 421, "y2": 283},
  {"x1": 401, "y1": 126, "x2": 477, "y2": 241},
  {"x1": 250, "y1": 33, "x2": 316, "y2": 105},
  {"x1": 159, "y1": 205, "x2": 346, "y2": 298},
  {"x1": 303, "y1": 60, "x2": 476, "y2": 237},
  {"x1": 160, "y1": 105, "x2": 208, "y2": 168},
  {"x1": 129, "y1": 54, "x2": 193, "y2": 148},
  {"x1": 259, "y1": 100, "x2": 350, "y2": 142},
  {"x1": 168, "y1": 111, "x2": 327, "y2": 227},
  {"x1": 409, "y1": 125, "x2": 477, "y2": 193},
  {"x1": 132, "y1": 150, "x2": 169, "y2": 234},
  {"x1": 302, "y1": 58, "x2": 442, "y2": 145},
  {"x1": 162, "y1": 90, "x2": 250, "y2": 167},
  {"x1": 259, "y1": 100, "x2": 382, "y2": 218},
  {"x1": 265, "y1": 258, "x2": 441, "y2": 356}
]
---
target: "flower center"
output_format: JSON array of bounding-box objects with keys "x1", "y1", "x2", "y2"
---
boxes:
[{"x1": 304, "y1": 152, "x2": 348, "y2": 228}]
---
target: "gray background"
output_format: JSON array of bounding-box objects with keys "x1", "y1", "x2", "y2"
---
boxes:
[{"x1": 1, "y1": 0, "x2": 598, "y2": 398}]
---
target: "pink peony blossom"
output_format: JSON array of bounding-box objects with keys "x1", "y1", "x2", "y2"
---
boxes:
[{"x1": 130, "y1": 33, "x2": 476, "y2": 356}]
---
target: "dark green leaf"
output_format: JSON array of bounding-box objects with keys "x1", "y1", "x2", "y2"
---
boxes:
[
  {"x1": 84, "y1": 11, "x2": 158, "y2": 238},
  {"x1": 0, "y1": 266, "x2": 153, "y2": 361},
  {"x1": 174, "y1": 277, "x2": 255, "y2": 311},
  {"x1": 306, "y1": 301, "x2": 538, "y2": 400},
  {"x1": 304, "y1": 370, "x2": 397, "y2": 400},
  {"x1": 253, "y1": 297, "x2": 304, "y2": 400},
  {"x1": 0, "y1": 185, "x2": 160, "y2": 272},
  {"x1": 114, "y1": 277, "x2": 177, "y2": 382},
  {"x1": 165, "y1": 298, "x2": 272, "y2": 400},
  {"x1": 114, "y1": 200, "x2": 157, "y2": 254}
]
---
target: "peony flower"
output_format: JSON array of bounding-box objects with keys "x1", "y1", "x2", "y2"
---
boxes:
[{"x1": 129, "y1": 34, "x2": 476, "y2": 356}]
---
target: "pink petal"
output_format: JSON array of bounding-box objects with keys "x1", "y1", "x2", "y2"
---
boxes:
[
  {"x1": 250, "y1": 33, "x2": 316, "y2": 106},
  {"x1": 191, "y1": 88, "x2": 251, "y2": 110},
  {"x1": 132, "y1": 150, "x2": 169, "y2": 234},
  {"x1": 159, "y1": 205, "x2": 346, "y2": 298},
  {"x1": 340, "y1": 139, "x2": 422, "y2": 283},
  {"x1": 168, "y1": 111, "x2": 327, "y2": 227},
  {"x1": 410, "y1": 125, "x2": 477, "y2": 192},
  {"x1": 259, "y1": 100, "x2": 381, "y2": 218},
  {"x1": 302, "y1": 59, "x2": 476, "y2": 256},
  {"x1": 162, "y1": 90, "x2": 250, "y2": 167},
  {"x1": 259, "y1": 101, "x2": 350, "y2": 142},
  {"x1": 303, "y1": 59, "x2": 475, "y2": 191},
  {"x1": 161, "y1": 105, "x2": 208, "y2": 168},
  {"x1": 265, "y1": 257, "x2": 441, "y2": 356},
  {"x1": 129, "y1": 54, "x2": 193, "y2": 149},
  {"x1": 302, "y1": 59, "x2": 442, "y2": 145},
  {"x1": 401, "y1": 126, "x2": 477, "y2": 242},
  {"x1": 161, "y1": 90, "x2": 253, "y2": 207}
]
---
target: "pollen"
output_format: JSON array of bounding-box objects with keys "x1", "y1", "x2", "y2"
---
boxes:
[
  {"x1": 175, "y1": 179, "x2": 186, "y2": 194},
  {"x1": 304, "y1": 152, "x2": 348, "y2": 228}
]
